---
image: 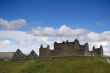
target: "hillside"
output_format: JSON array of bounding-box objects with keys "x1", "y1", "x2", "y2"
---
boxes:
[{"x1": 0, "y1": 56, "x2": 110, "y2": 73}]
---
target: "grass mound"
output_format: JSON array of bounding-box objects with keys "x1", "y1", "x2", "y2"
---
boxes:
[{"x1": 0, "y1": 56, "x2": 110, "y2": 73}]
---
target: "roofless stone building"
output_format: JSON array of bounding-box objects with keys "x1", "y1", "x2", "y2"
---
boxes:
[
  {"x1": 11, "y1": 39, "x2": 103, "y2": 60},
  {"x1": 12, "y1": 49, "x2": 38, "y2": 60},
  {"x1": 39, "y1": 45, "x2": 50, "y2": 59},
  {"x1": 28, "y1": 50, "x2": 38, "y2": 60},
  {"x1": 12, "y1": 49, "x2": 27, "y2": 60},
  {"x1": 39, "y1": 39, "x2": 103, "y2": 59}
]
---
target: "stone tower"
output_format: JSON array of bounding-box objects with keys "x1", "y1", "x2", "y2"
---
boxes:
[
  {"x1": 74, "y1": 39, "x2": 80, "y2": 55},
  {"x1": 100, "y1": 45, "x2": 103, "y2": 56},
  {"x1": 39, "y1": 44, "x2": 50, "y2": 59},
  {"x1": 92, "y1": 45, "x2": 103, "y2": 56},
  {"x1": 84, "y1": 43, "x2": 90, "y2": 56},
  {"x1": 74, "y1": 39, "x2": 80, "y2": 50}
]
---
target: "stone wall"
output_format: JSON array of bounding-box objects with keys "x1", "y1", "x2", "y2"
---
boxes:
[
  {"x1": 12, "y1": 49, "x2": 27, "y2": 60},
  {"x1": 92, "y1": 45, "x2": 103, "y2": 56},
  {"x1": 52, "y1": 39, "x2": 90, "y2": 56},
  {"x1": 39, "y1": 39, "x2": 103, "y2": 59},
  {"x1": 12, "y1": 39, "x2": 103, "y2": 60},
  {"x1": 39, "y1": 45, "x2": 50, "y2": 59},
  {"x1": 12, "y1": 49, "x2": 38, "y2": 60},
  {"x1": 28, "y1": 50, "x2": 38, "y2": 60}
]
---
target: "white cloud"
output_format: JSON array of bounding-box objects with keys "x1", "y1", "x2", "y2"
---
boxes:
[
  {"x1": 31, "y1": 27, "x2": 55, "y2": 35},
  {"x1": 79, "y1": 31, "x2": 110, "y2": 42},
  {"x1": 0, "y1": 40, "x2": 10, "y2": 45},
  {"x1": 0, "y1": 30, "x2": 50, "y2": 54},
  {"x1": 31, "y1": 25, "x2": 88, "y2": 36},
  {"x1": 0, "y1": 25, "x2": 110, "y2": 56},
  {"x1": 57, "y1": 25, "x2": 88, "y2": 36},
  {"x1": 30, "y1": 25, "x2": 110, "y2": 55},
  {"x1": 0, "y1": 30, "x2": 49, "y2": 45},
  {"x1": 0, "y1": 18, "x2": 27, "y2": 30}
]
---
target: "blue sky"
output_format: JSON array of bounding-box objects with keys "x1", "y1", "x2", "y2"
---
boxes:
[
  {"x1": 0, "y1": 0, "x2": 110, "y2": 55},
  {"x1": 0, "y1": 0, "x2": 110, "y2": 32}
]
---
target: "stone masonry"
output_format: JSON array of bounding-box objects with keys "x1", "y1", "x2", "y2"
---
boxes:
[{"x1": 39, "y1": 39, "x2": 103, "y2": 59}]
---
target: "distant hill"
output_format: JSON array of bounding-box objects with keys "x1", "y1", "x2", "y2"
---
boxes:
[
  {"x1": 0, "y1": 56, "x2": 110, "y2": 73},
  {"x1": 0, "y1": 52, "x2": 14, "y2": 59}
]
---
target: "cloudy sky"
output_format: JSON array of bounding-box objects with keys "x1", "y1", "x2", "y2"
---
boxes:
[{"x1": 0, "y1": 0, "x2": 110, "y2": 55}]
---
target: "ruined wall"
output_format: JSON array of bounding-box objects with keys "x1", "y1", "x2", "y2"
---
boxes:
[
  {"x1": 28, "y1": 50, "x2": 38, "y2": 60},
  {"x1": 53, "y1": 39, "x2": 91, "y2": 56},
  {"x1": 13, "y1": 39, "x2": 103, "y2": 60},
  {"x1": 53, "y1": 41, "x2": 76, "y2": 56},
  {"x1": 39, "y1": 45, "x2": 50, "y2": 59},
  {"x1": 12, "y1": 49, "x2": 38, "y2": 60},
  {"x1": 12, "y1": 49, "x2": 27, "y2": 60},
  {"x1": 83, "y1": 43, "x2": 91, "y2": 56},
  {"x1": 92, "y1": 45, "x2": 103, "y2": 56}
]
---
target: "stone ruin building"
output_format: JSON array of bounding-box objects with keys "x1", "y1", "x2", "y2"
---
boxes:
[
  {"x1": 39, "y1": 45, "x2": 50, "y2": 59},
  {"x1": 11, "y1": 39, "x2": 103, "y2": 60},
  {"x1": 12, "y1": 49, "x2": 38, "y2": 60},
  {"x1": 28, "y1": 50, "x2": 38, "y2": 60},
  {"x1": 39, "y1": 39, "x2": 103, "y2": 59},
  {"x1": 12, "y1": 49, "x2": 27, "y2": 60},
  {"x1": 92, "y1": 45, "x2": 103, "y2": 56}
]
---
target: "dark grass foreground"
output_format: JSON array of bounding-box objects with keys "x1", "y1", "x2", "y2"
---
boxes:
[{"x1": 0, "y1": 56, "x2": 110, "y2": 73}]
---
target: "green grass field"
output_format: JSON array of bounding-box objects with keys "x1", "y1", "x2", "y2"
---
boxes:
[{"x1": 0, "y1": 56, "x2": 110, "y2": 73}]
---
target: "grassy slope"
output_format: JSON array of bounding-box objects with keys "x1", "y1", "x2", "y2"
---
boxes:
[{"x1": 0, "y1": 56, "x2": 110, "y2": 73}]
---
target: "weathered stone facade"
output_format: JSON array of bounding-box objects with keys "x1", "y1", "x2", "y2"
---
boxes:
[
  {"x1": 39, "y1": 39, "x2": 103, "y2": 59},
  {"x1": 39, "y1": 45, "x2": 50, "y2": 59},
  {"x1": 12, "y1": 49, "x2": 38, "y2": 60},
  {"x1": 28, "y1": 50, "x2": 38, "y2": 60},
  {"x1": 52, "y1": 39, "x2": 91, "y2": 56},
  {"x1": 91, "y1": 45, "x2": 103, "y2": 56},
  {"x1": 12, "y1": 49, "x2": 27, "y2": 60},
  {"x1": 12, "y1": 39, "x2": 103, "y2": 60}
]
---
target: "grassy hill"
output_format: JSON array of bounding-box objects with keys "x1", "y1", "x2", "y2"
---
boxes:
[{"x1": 0, "y1": 56, "x2": 110, "y2": 73}]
